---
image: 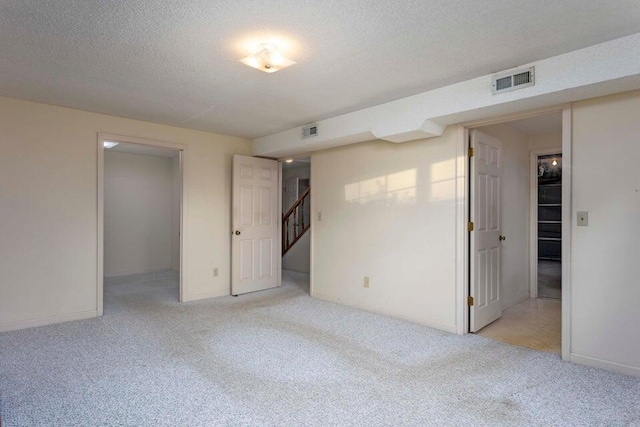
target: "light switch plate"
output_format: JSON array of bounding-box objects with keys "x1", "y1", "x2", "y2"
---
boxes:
[{"x1": 577, "y1": 211, "x2": 588, "y2": 226}]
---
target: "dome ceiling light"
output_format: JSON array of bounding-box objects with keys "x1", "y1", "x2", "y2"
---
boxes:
[{"x1": 239, "y1": 43, "x2": 296, "y2": 73}]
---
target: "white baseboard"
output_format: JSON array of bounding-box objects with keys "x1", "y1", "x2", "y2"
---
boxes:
[
  {"x1": 0, "y1": 309, "x2": 97, "y2": 333},
  {"x1": 503, "y1": 292, "x2": 530, "y2": 311},
  {"x1": 182, "y1": 288, "x2": 228, "y2": 302},
  {"x1": 104, "y1": 267, "x2": 174, "y2": 278},
  {"x1": 312, "y1": 291, "x2": 458, "y2": 334},
  {"x1": 570, "y1": 353, "x2": 640, "y2": 378}
]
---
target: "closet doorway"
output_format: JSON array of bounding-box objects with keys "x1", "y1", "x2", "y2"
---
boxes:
[
  {"x1": 533, "y1": 152, "x2": 563, "y2": 300},
  {"x1": 468, "y1": 111, "x2": 565, "y2": 355},
  {"x1": 97, "y1": 134, "x2": 187, "y2": 316}
]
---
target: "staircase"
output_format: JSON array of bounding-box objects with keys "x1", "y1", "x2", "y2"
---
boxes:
[{"x1": 282, "y1": 187, "x2": 310, "y2": 255}]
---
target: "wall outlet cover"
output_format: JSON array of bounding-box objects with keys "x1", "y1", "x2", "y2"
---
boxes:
[{"x1": 577, "y1": 211, "x2": 589, "y2": 226}]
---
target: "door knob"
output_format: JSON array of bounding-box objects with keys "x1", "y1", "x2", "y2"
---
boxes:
[
  {"x1": 234, "y1": 230, "x2": 241, "y2": 235},
  {"x1": 499, "y1": 235, "x2": 506, "y2": 241}
]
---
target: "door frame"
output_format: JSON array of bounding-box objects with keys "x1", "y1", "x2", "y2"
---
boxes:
[
  {"x1": 529, "y1": 147, "x2": 563, "y2": 299},
  {"x1": 457, "y1": 105, "x2": 572, "y2": 361},
  {"x1": 278, "y1": 161, "x2": 283, "y2": 288},
  {"x1": 97, "y1": 133, "x2": 188, "y2": 315},
  {"x1": 278, "y1": 156, "x2": 313, "y2": 293}
]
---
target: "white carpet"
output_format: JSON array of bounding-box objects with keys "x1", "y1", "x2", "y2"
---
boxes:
[{"x1": 1, "y1": 270, "x2": 639, "y2": 426}]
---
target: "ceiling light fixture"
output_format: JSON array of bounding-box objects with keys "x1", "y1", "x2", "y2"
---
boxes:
[
  {"x1": 239, "y1": 43, "x2": 296, "y2": 73},
  {"x1": 552, "y1": 160, "x2": 558, "y2": 166},
  {"x1": 285, "y1": 159, "x2": 294, "y2": 163},
  {"x1": 103, "y1": 141, "x2": 119, "y2": 148}
]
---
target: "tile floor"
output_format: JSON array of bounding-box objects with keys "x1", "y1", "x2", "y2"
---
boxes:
[{"x1": 477, "y1": 298, "x2": 561, "y2": 354}]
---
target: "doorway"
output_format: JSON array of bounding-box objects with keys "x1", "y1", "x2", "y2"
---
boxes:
[
  {"x1": 466, "y1": 111, "x2": 565, "y2": 354},
  {"x1": 281, "y1": 158, "x2": 311, "y2": 294},
  {"x1": 534, "y1": 152, "x2": 563, "y2": 300},
  {"x1": 97, "y1": 134, "x2": 186, "y2": 315},
  {"x1": 229, "y1": 155, "x2": 312, "y2": 297}
]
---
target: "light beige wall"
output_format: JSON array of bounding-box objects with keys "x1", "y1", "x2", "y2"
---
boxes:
[
  {"x1": 283, "y1": 232, "x2": 310, "y2": 274},
  {"x1": 282, "y1": 164, "x2": 311, "y2": 211},
  {"x1": 283, "y1": 165, "x2": 310, "y2": 181},
  {"x1": 104, "y1": 151, "x2": 174, "y2": 277},
  {"x1": 311, "y1": 126, "x2": 462, "y2": 332},
  {"x1": 0, "y1": 96, "x2": 251, "y2": 331},
  {"x1": 479, "y1": 124, "x2": 530, "y2": 309},
  {"x1": 571, "y1": 90, "x2": 640, "y2": 375},
  {"x1": 529, "y1": 132, "x2": 562, "y2": 151}
]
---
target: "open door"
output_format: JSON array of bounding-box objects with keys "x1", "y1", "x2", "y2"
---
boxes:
[
  {"x1": 470, "y1": 130, "x2": 503, "y2": 332},
  {"x1": 232, "y1": 155, "x2": 279, "y2": 295}
]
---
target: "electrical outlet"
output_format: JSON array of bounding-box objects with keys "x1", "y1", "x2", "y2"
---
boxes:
[
  {"x1": 577, "y1": 211, "x2": 588, "y2": 227},
  {"x1": 213, "y1": 268, "x2": 219, "y2": 277},
  {"x1": 317, "y1": 211, "x2": 322, "y2": 222},
  {"x1": 363, "y1": 276, "x2": 370, "y2": 288}
]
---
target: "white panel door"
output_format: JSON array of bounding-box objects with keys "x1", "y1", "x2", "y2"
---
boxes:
[
  {"x1": 232, "y1": 155, "x2": 279, "y2": 295},
  {"x1": 470, "y1": 130, "x2": 503, "y2": 332}
]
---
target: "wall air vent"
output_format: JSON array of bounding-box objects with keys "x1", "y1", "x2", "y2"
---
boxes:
[
  {"x1": 301, "y1": 124, "x2": 318, "y2": 139},
  {"x1": 492, "y1": 66, "x2": 535, "y2": 94}
]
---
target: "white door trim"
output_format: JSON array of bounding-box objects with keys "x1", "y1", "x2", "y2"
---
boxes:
[
  {"x1": 560, "y1": 106, "x2": 572, "y2": 361},
  {"x1": 278, "y1": 161, "x2": 283, "y2": 288},
  {"x1": 97, "y1": 133, "x2": 188, "y2": 315},
  {"x1": 455, "y1": 126, "x2": 469, "y2": 335},
  {"x1": 308, "y1": 157, "x2": 316, "y2": 297},
  {"x1": 529, "y1": 147, "x2": 563, "y2": 300},
  {"x1": 461, "y1": 104, "x2": 567, "y2": 129},
  {"x1": 457, "y1": 105, "x2": 572, "y2": 362}
]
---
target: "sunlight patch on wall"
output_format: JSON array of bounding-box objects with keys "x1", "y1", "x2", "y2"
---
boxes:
[
  {"x1": 430, "y1": 159, "x2": 456, "y2": 202},
  {"x1": 345, "y1": 169, "x2": 417, "y2": 205}
]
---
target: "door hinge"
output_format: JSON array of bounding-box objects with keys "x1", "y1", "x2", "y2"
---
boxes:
[
  {"x1": 468, "y1": 147, "x2": 474, "y2": 158},
  {"x1": 468, "y1": 221, "x2": 474, "y2": 232},
  {"x1": 468, "y1": 296, "x2": 474, "y2": 306}
]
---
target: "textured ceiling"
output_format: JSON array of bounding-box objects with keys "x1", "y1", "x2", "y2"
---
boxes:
[{"x1": 1, "y1": 1, "x2": 639, "y2": 139}]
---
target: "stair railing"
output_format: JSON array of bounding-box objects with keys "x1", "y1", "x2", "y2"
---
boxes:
[{"x1": 282, "y1": 187, "x2": 311, "y2": 255}]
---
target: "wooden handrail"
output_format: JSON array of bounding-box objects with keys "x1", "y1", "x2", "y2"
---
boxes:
[
  {"x1": 283, "y1": 187, "x2": 310, "y2": 219},
  {"x1": 283, "y1": 187, "x2": 311, "y2": 255}
]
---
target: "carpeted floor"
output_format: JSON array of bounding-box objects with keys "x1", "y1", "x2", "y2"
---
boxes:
[{"x1": 1, "y1": 270, "x2": 639, "y2": 426}]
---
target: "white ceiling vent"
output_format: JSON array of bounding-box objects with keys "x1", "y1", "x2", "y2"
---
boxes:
[
  {"x1": 302, "y1": 124, "x2": 318, "y2": 139},
  {"x1": 492, "y1": 66, "x2": 535, "y2": 94}
]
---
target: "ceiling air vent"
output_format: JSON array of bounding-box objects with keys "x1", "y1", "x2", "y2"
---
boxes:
[
  {"x1": 492, "y1": 66, "x2": 535, "y2": 94},
  {"x1": 302, "y1": 124, "x2": 318, "y2": 139}
]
